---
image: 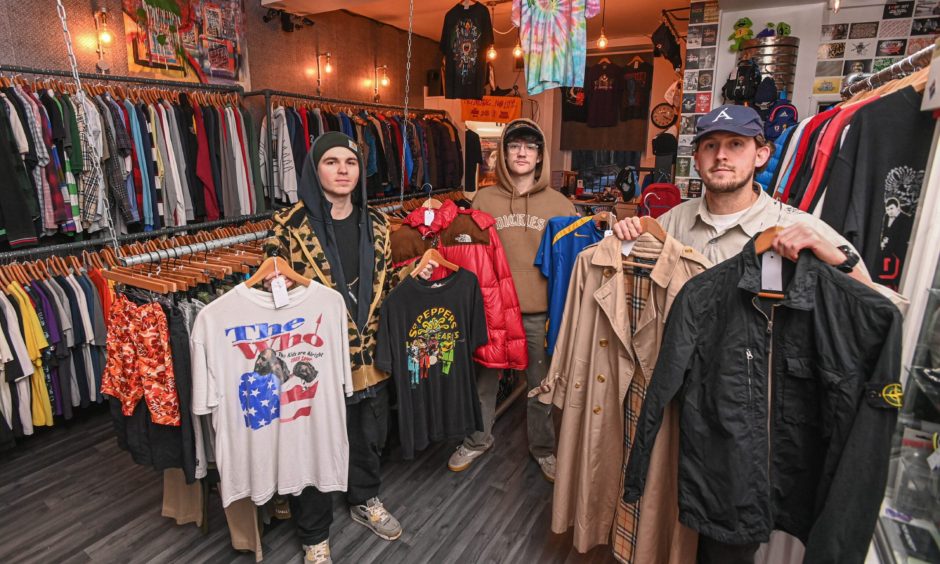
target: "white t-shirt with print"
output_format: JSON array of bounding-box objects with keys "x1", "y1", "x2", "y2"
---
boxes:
[{"x1": 191, "y1": 282, "x2": 353, "y2": 507}]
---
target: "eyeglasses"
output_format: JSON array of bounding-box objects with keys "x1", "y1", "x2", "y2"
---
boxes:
[{"x1": 506, "y1": 142, "x2": 541, "y2": 153}]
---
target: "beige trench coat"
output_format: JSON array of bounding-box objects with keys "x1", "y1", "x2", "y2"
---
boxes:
[{"x1": 538, "y1": 233, "x2": 709, "y2": 559}]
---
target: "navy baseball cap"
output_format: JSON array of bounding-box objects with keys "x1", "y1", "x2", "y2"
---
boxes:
[{"x1": 693, "y1": 104, "x2": 765, "y2": 143}]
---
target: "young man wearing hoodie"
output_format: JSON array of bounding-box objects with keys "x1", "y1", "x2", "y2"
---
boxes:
[
  {"x1": 266, "y1": 132, "x2": 408, "y2": 563},
  {"x1": 449, "y1": 119, "x2": 576, "y2": 481}
]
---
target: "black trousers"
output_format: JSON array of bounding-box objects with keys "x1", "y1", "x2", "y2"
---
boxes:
[
  {"x1": 697, "y1": 535, "x2": 760, "y2": 564},
  {"x1": 292, "y1": 384, "x2": 390, "y2": 544}
]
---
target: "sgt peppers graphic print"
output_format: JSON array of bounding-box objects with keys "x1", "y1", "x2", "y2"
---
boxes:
[
  {"x1": 406, "y1": 307, "x2": 461, "y2": 387},
  {"x1": 191, "y1": 284, "x2": 353, "y2": 507},
  {"x1": 376, "y1": 270, "x2": 489, "y2": 459}
]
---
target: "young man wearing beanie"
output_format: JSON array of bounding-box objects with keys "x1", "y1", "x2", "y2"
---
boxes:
[
  {"x1": 610, "y1": 105, "x2": 904, "y2": 564},
  {"x1": 448, "y1": 118, "x2": 576, "y2": 481},
  {"x1": 266, "y1": 131, "x2": 430, "y2": 563}
]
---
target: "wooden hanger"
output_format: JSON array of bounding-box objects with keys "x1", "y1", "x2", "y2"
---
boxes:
[
  {"x1": 245, "y1": 256, "x2": 310, "y2": 288},
  {"x1": 754, "y1": 226, "x2": 785, "y2": 299},
  {"x1": 629, "y1": 56, "x2": 644, "y2": 69},
  {"x1": 598, "y1": 57, "x2": 612, "y2": 65},
  {"x1": 411, "y1": 248, "x2": 459, "y2": 278},
  {"x1": 640, "y1": 216, "x2": 667, "y2": 242}
]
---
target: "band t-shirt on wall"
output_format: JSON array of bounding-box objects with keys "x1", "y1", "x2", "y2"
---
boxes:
[
  {"x1": 621, "y1": 61, "x2": 654, "y2": 121},
  {"x1": 585, "y1": 61, "x2": 623, "y2": 128},
  {"x1": 191, "y1": 283, "x2": 353, "y2": 507},
  {"x1": 440, "y1": 2, "x2": 494, "y2": 100},
  {"x1": 376, "y1": 269, "x2": 487, "y2": 459}
]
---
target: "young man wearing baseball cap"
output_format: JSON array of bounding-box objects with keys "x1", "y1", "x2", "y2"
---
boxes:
[
  {"x1": 612, "y1": 106, "x2": 904, "y2": 562},
  {"x1": 447, "y1": 119, "x2": 576, "y2": 481}
]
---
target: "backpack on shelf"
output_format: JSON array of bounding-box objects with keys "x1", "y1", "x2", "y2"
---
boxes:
[
  {"x1": 764, "y1": 100, "x2": 799, "y2": 140},
  {"x1": 722, "y1": 58, "x2": 762, "y2": 104},
  {"x1": 638, "y1": 183, "x2": 682, "y2": 219}
]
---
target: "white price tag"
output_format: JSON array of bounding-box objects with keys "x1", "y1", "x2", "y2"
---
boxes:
[
  {"x1": 928, "y1": 449, "x2": 940, "y2": 471},
  {"x1": 761, "y1": 251, "x2": 784, "y2": 292},
  {"x1": 621, "y1": 239, "x2": 636, "y2": 257},
  {"x1": 424, "y1": 209, "x2": 435, "y2": 226},
  {"x1": 271, "y1": 276, "x2": 290, "y2": 309},
  {"x1": 604, "y1": 229, "x2": 613, "y2": 238}
]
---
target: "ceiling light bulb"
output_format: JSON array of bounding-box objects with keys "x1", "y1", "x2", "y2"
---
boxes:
[
  {"x1": 513, "y1": 42, "x2": 523, "y2": 58},
  {"x1": 832, "y1": 0, "x2": 841, "y2": 12},
  {"x1": 487, "y1": 45, "x2": 497, "y2": 61},
  {"x1": 99, "y1": 29, "x2": 113, "y2": 45},
  {"x1": 597, "y1": 29, "x2": 608, "y2": 49}
]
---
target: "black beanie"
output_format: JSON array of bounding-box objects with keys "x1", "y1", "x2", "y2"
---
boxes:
[{"x1": 311, "y1": 131, "x2": 362, "y2": 167}]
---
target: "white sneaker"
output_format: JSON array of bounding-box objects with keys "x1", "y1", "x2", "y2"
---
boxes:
[
  {"x1": 536, "y1": 454, "x2": 556, "y2": 483},
  {"x1": 448, "y1": 443, "x2": 491, "y2": 472},
  {"x1": 302, "y1": 540, "x2": 332, "y2": 564}
]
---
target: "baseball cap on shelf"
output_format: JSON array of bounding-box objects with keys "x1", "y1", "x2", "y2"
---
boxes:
[{"x1": 693, "y1": 104, "x2": 765, "y2": 143}]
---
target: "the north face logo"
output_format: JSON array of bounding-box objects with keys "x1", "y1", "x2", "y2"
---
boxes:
[{"x1": 455, "y1": 234, "x2": 472, "y2": 243}]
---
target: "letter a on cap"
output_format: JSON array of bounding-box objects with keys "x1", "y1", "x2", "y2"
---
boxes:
[{"x1": 713, "y1": 108, "x2": 733, "y2": 122}]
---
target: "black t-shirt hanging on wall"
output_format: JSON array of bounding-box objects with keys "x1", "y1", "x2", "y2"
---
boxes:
[
  {"x1": 621, "y1": 61, "x2": 654, "y2": 120},
  {"x1": 376, "y1": 269, "x2": 488, "y2": 459},
  {"x1": 440, "y1": 2, "x2": 494, "y2": 100},
  {"x1": 585, "y1": 62, "x2": 623, "y2": 128},
  {"x1": 464, "y1": 129, "x2": 483, "y2": 191}
]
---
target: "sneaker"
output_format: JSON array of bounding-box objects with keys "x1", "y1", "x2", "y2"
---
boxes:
[
  {"x1": 302, "y1": 540, "x2": 332, "y2": 564},
  {"x1": 350, "y1": 497, "x2": 402, "y2": 541},
  {"x1": 536, "y1": 454, "x2": 556, "y2": 483},
  {"x1": 448, "y1": 443, "x2": 490, "y2": 472}
]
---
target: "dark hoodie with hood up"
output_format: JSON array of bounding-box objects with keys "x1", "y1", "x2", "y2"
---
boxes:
[
  {"x1": 266, "y1": 133, "x2": 393, "y2": 393},
  {"x1": 471, "y1": 119, "x2": 576, "y2": 314}
]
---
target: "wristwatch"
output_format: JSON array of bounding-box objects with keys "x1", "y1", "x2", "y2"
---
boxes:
[{"x1": 835, "y1": 245, "x2": 860, "y2": 273}]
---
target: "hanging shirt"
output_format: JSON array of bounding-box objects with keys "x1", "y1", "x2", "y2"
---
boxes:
[
  {"x1": 621, "y1": 61, "x2": 654, "y2": 121},
  {"x1": 440, "y1": 2, "x2": 494, "y2": 100},
  {"x1": 376, "y1": 269, "x2": 488, "y2": 459},
  {"x1": 585, "y1": 61, "x2": 623, "y2": 128},
  {"x1": 535, "y1": 216, "x2": 605, "y2": 355},
  {"x1": 191, "y1": 283, "x2": 353, "y2": 507},
  {"x1": 513, "y1": 0, "x2": 601, "y2": 95}
]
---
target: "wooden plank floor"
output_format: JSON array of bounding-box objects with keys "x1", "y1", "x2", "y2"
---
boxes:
[{"x1": 0, "y1": 401, "x2": 616, "y2": 564}]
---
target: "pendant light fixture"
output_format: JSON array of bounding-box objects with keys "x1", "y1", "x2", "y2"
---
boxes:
[
  {"x1": 513, "y1": 36, "x2": 523, "y2": 59},
  {"x1": 486, "y1": 2, "x2": 498, "y2": 60},
  {"x1": 597, "y1": 0, "x2": 608, "y2": 49}
]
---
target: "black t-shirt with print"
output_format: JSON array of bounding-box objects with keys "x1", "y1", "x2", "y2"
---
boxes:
[
  {"x1": 585, "y1": 62, "x2": 623, "y2": 128},
  {"x1": 376, "y1": 268, "x2": 487, "y2": 459},
  {"x1": 440, "y1": 2, "x2": 494, "y2": 100},
  {"x1": 332, "y1": 210, "x2": 361, "y2": 320}
]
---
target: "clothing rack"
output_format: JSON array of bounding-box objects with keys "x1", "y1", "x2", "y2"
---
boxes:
[
  {"x1": 244, "y1": 88, "x2": 451, "y2": 212},
  {"x1": 118, "y1": 230, "x2": 268, "y2": 267},
  {"x1": 0, "y1": 63, "x2": 243, "y2": 93},
  {"x1": 371, "y1": 187, "x2": 455, "y2": 208},
  {"x1": 841, "y1": 44, "x2": 935, "y2": 98},
  {"x1": 662, "y1": 7, "x2": 689, "y2": 41},
  {"x1": 0, "y1": 212, "x2": 273, "y2": 262}
]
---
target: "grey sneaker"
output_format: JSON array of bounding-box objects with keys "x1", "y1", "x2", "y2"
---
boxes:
[
  {"x1": 536, "y1": 454, "x2": 556, "y2": 483},
  {"x1": 350, "y1": 497, "x2": 402, "y2": 540},
  {"x1": 302, "y1": 540, "x2": 332, "y2": 564},
  {"x1": 448, "y1": 443, "x2": 490, "y2": 472}
]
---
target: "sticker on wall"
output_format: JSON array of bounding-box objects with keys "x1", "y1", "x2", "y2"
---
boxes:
[
  {"x1": 699, "y1": 48, "x2": 717, "y2": 69},
  {"x1": 873, "y1": 56, "x2": 903, "y2": 71},
  {"x1": 688, "y1": 26, "x2": 703, "y2": 48},
  {"x1": 698, "y1": 70, "x2": 714, "y2": 91},
  {"x1": 701, "y1": 25, "x2": 719, "y2": 47},
  {"x1": 695, "y1": 92, "x2": 712, "y2": 113},
  {"x1": 877, "y1": 38, "x2": 908, "y2": 56},
  {"x1": 816, "y1": 60, "x2": 844, "y2": 76},
  {"x1": 680, "y1": 114, "x2": 700, "y2": 135},
  {"x1": 908, "y1": 34, "x2": 939, "y2": 52},
  {"x1": 686, "y1": 50, "x2": 700, "y2": 69},
  {"x1": 884, "y1": 2, "x2": 915, "y2": 19},
  {"x1": 688, "y1": 179, "x2": 703, "y2": 198},
  {"x1": 880, "y1": 18, "x2": 913, "y2": 37},
  {"x1": 845, "y1": 39, "x2": 877, "y2": 57},
  {"x1": 813, "y1": 76, "x2": 843, "y2": 94},
  {"x1": 912, "y1": 17, "x2": 940, "y2": 34},
  {"x1": 678, "y1": 134, "x2": 695, "y2": 148},
  {"x1": 818, "y1": 42, "x2": 847, "y2": 59},
  {"x1": 678, "y1": 144, "x2": 693, "y2": 156},
  {"x1": 676, "y1": 179, "x2": 690, "y2": 197},
  {"x1": 850, "y1": 21, "x2": 881, "y2": 38},
  {"x1": 843, "y1": 59, "x2": 873, "y2": 74},
  {"x1": 822, "y1": 24, "x2": 849, "y2": 40},
  {"x1": 690, "y1": 2, "x2": 705, "y2": 25},
  {"x1": 684, "y1": 70, "x2": 699, "y2": 89},
  {"x1": 704, "y1": 2, "x2": 720, "y2": 23},
  {"x1": 682, "y1": 94, "x2": 698, "y2": 113},
  {"x1": 914, "y1": 0, "x2": 940, "y2": 17},
  {"x1": 676, "y1": 157, "x2": 692, "y2": 177}
]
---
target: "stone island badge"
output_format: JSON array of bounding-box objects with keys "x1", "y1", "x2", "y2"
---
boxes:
[{"x1": 881, "y1": 383, "x2": 903, "y2": 409}]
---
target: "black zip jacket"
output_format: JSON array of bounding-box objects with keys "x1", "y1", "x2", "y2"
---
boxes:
[{"x1": 623, "y1": 237, "x2": 902, "y2": 564}]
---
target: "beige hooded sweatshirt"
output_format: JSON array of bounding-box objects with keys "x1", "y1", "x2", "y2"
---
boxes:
[{"x1": 472, "y1": 119, "x2": 576, "y2": 314}]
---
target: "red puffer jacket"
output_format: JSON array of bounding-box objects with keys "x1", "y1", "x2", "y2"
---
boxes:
[{"x1": 390, "y1": 200, "x2": 528, "y2": 371}]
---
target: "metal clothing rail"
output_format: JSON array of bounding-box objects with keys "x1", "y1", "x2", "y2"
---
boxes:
[
  {"x1": 0, "y1": 63, "x2": 244, "y2": 93},
  {"x1": 0, "y1": 212, "x2": 273, "y2": 261},
  {"x1": 243, "y1": 88, "x2": 447, "y2": 115},
  {"x1": 118, "y1": 230, "x2": 268, "y2": 267},
  {"x1": 841, "y1": 44, "x2": 935, "y2": 98},
  {"x1": 370, "y1": 187, "x2": 456, "y2": 207}
]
